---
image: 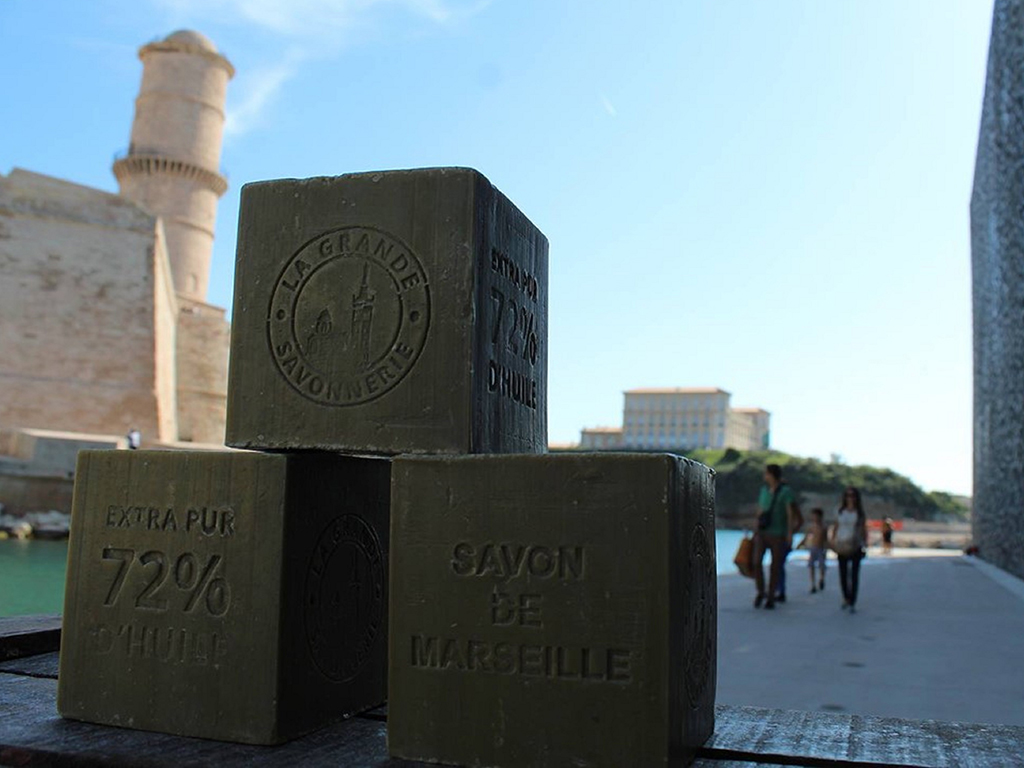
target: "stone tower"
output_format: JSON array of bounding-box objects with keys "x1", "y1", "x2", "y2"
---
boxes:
[
  {"x1": 113, "y1": 30, "x2": 234, "y2": 302},
  {"x1": 0, "y1": 27, "x2": 234, "y2": 476}
]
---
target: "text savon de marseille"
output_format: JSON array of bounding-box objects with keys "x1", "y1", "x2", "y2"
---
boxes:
[{"x1": 409, "y1": 541, "x2": 635, "y2": 684}]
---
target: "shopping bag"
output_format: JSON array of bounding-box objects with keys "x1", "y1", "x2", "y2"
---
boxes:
[{"x1": 734, "y1": 532, "x2": 755, "y2": 578}]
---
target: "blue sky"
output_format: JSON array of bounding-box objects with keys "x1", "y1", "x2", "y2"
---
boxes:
[{"x1": 1, "y1": 1, "x2": 993, "y2": 495}]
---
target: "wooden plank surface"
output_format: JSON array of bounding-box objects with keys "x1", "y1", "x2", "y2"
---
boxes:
[
  {"x1": 699, "y1": 705, "x2": 1024, "y2": 767},
  {"x1": 2, "y1": 670, "x2": 1022, "y2": 766},
  {"x1": 0, "y1": 673, "x2": 765, "y2": 767},
  {"x1": 0, "y1": 614, "x2": 61, "y2": 660},
  {"x1": 0, "y1": 674, "x2": 409, "y2": 768},
  {"x1": 4, "y1": 620, "x2": 1023, "y2": 766},
  {"x1": 0, "y1": 650, "x2": 59, "y2": 678}
]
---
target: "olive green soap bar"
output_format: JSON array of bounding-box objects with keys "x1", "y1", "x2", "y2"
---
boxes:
[
  {"x1": 58, "y1": 450, "x2": 390, "y2": 745},
  {"x1": 388, "y1": 453, "x2": 716, "y2": 767},
  {"x1": 226, "y1": 167, "x2": 548, "y2": 454}
]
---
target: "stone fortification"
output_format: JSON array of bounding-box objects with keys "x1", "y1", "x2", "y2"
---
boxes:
[
  {"x1": 175, "y1": 298, "x2": 230, "y2": 444},
  {"x1": 117, "y1": 29, "x2": 234, "y2": 445},
  {"x1": 0, "y1": 169, "x2": 179, "y2": 443},
  {"x1": 0, "y1": 429, "x2": 123, "y2": 515},
  {"x1": 971, "y1": 0, "x2": 1024, "y2": 580},
  {"x1": 0, "y1": 29, "x2": 233, "y2": 493}
]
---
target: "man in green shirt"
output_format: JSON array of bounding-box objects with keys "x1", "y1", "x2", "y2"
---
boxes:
[{"x1": 754, "y1": 464, "x2": 802, "y2": 609}]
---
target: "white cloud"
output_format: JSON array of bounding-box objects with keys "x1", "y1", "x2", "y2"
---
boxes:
[
  {"x1": 155, "y1": 0, "x2": 487, "y2": 37},
  {"x1": 224, "y1": 52, "x2": 303, "y2": 137},
  {"x1": 153, "y1": 0, "x2": 490, "y2": 137},
  {"x1": 600, "y1": 93, "x2": 617, "y2": 117}
]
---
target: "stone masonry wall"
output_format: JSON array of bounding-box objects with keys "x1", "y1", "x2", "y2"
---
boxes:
[
  {"x1": 0, "y1": 475, "x2": 74, "y2": 516},
  {"x1": 152, "y1": 219, "x2": 180, "y2": 440},
  {"x1": 175, "y1": 297, "x2": 229, "y2": 444},
  {"x1": 0, "y1": 169, "x2": 177, "y2": 442},
  {"x1": 971, "y1": 0, "x2": 1024, "y2": 580}
]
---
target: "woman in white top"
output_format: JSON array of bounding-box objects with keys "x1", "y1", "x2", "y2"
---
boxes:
[{"x1": 830, "y1": 486, "x2": 868, "y2": 612}]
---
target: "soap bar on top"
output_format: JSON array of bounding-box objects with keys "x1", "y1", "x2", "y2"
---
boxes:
[
  {"x1": 226, "y1": 167, "x2": 548, "y2": 455},
  {"x1": 388, "y1": 452, "x2": 716, "y2": 767},
  {"x1": 58, "y1": 449, "x2": 390, "y2": 745}
]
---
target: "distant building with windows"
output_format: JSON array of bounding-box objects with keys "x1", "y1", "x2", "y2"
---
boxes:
[
  {"x1": 579, "y1": 426, "x2": 623, "y2": 449},
  {"x1": 577, "y1": 387, "x2": 770, "y2": 451},
  {"x1": 727, "y1": 407, "x2": 771, "y2": 451}
]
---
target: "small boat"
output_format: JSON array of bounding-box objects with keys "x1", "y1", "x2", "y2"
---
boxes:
[
  {"x1": 0, "y1": 518, "x2": 33, "y2": 540},
  {"x1": 23, "y1": 511, "x2": 71, "y2": 540},
  {"x1": 31, "y1": 523, "x2": 70, "y2": 540}
]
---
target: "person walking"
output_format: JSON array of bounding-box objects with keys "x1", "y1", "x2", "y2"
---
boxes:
[
  {"x1": 830, "y1": 486, "x2": 868, "y2": 612},
  {"x1": 754, "y1": 464, "x2": 802, "y2": 609},
  {"x1": 798, "y1": 507, "x2": 827, "y2": 593},
  {"x1": 774, "y1": 488, "x2": 805, "y2": 603},
  {"x1": 881, "y1": 517, "x2": 894, "y2": 555}
]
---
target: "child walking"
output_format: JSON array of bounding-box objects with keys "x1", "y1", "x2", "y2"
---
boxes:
[{"x1": 799, "y1": 508, "x2": 827, "y2": 593}]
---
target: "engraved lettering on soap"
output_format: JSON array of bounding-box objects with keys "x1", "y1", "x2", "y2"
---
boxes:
[
  {"x1": 410, "y1": 636, "x2": 632, "y2": 683},
  {"x1": 486, "y1": 359, "x2": 538, "y2": 410},
  {"x1": 100, "y1": 548, "x2": 232, "y2": 616},
  {"x1": 490, "y1": 591, "x2": 543, "y2": 627},
  {"x1": 414, "y1": 540, "x2": 633, "y2": 684},
  {"x1": 305, "y1": 514, "x2": 385, "y2": 681},
  {"x1": 487, "y1": 248, "x2": 541, "y2": 410},
  {"x1": 268, "y1": 226, "x2": 430, "y2": 406},
  {"x1": 87, "y1": 622, "x2": 228, "y2": 667},
  {"x1": 488, "y1": 286, "x2": 539, "y2": 365},
  {"x1": 684, "y1": 522, "x2": 714, "y2": 708},
  {"x1": 450, "y1": 542, "x2": 583, "y2": 580},
  {"x1": 103, "y1": 504, "x2": 236, "y2": 537},
  {"x1": 490, "y1": 247, "x2": 539, "y2": 303}
]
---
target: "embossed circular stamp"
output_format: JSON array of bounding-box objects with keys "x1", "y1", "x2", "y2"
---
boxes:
[
  {"x1": 684, "y1": 522, "x2": 714, "y2": 708},
  {"x1": 304, "y1": 515, "x2": 385, "y2": 682},
  {"x1": 268, "y1": 226, "x2": 430, "y2": 406}
]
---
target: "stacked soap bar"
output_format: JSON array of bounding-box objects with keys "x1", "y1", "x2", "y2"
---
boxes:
[
  {"x1": 58, "y1": 451, "x2": 389, "y2": 744},
  {"x1": 57, "y1": 168, "x2": 549, "y2": 745},
  {"x1": 387, "y1": 453, "x2": 717, "y2": 767},
  {"x1": 226, "y1": 167, "x2": 549, "y2": 455}
]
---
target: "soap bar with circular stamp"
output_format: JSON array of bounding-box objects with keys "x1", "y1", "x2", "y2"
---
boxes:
[
  {"x1": 225, "y1": 167, "x2": 548, "y2": 455},
  {"x1": 57, "y1": 450, "x2": 390, "y2": 745},
  {"x1": 388, "y1": 453, "x2": 716, "y2": 767}
]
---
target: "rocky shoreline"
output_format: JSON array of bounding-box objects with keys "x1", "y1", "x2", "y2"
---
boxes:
[{"x1": 873, "y1": 521, "x2": 972, "y2": 551}]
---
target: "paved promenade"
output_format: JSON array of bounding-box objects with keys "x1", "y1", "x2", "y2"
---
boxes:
[{"x1": 716, "y1": 548, "x2": 1024, "y2": 726}]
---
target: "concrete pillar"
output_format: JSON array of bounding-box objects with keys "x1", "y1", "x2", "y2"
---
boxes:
[{"x1": 971, "y1": 0, "x2": 1024, "y2": 580}]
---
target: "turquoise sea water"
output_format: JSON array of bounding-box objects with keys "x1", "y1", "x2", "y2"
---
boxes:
[
  {"x1": 0, "y1": 531, "x2": 767, "y2": 617},
  {"x1": 716, "y1": 529, "x2": 747, "y2": 572},
  {"x1": 0, "y1": 539, "x2": 69, "y2": 616}
]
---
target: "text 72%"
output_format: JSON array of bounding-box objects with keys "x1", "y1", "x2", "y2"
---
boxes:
[{"x1": 101, "y1": 548, "x2": 231, "y2": 616}]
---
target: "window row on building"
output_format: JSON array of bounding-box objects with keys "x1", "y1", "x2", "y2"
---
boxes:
[{"x1": 578, "y1": 387, "x2": 770, "y2": 452}]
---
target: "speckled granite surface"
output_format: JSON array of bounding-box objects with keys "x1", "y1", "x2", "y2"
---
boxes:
[{"x1": 971, "y1": 0, "x2": 1024, "y2": 582}]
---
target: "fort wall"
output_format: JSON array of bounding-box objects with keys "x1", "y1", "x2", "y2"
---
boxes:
[{"x1": 0, "y1": 169, "x2": 178, "y2": 443}]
